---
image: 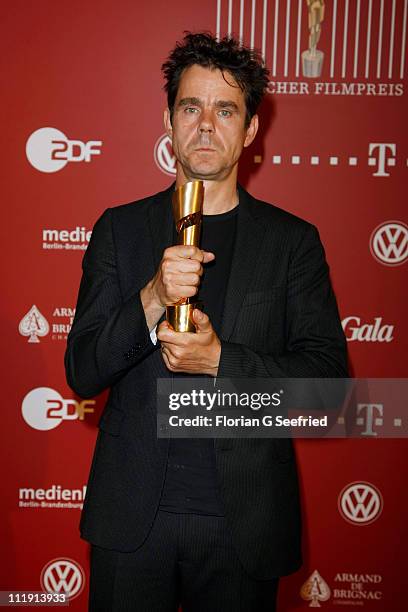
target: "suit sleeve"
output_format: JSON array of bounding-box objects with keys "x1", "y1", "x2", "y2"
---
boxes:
[
  {"x1": 217, "y1": 223, "x2": 348, "y2": 378},
  {"x1": 65, "y1": 208, "x2": 155, "y2": 398}
]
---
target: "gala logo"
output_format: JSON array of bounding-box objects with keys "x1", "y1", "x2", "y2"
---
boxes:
[{"x1": 341, "y1": 317, "x2": 394, "y2": 342}]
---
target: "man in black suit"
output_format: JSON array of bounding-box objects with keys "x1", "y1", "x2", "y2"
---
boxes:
[{"x1": 65, "y1": 33, "x2": 347, "y2": 612}]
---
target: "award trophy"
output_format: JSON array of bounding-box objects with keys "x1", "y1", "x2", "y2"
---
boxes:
[
  {"x1": 166, "y1": 180, "x2": 204, "y2": 332},
  {"x1": 302, "y1": 0, "x2": 325, "y2": 78}
]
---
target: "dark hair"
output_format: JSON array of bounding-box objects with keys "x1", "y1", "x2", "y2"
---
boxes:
[{"x1": 162, "y1": 32, "x2": 269, "y2": 126}]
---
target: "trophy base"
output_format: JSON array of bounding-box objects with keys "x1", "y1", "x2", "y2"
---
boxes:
[
  {"x1": 302, "y1": 49, "x2": 324, "y2": 78},
  {"x1": 166, "y1": 302, "x2": 202, "y2": 333}
]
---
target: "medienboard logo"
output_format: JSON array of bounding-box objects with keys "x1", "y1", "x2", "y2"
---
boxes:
[
  {"x1": 41, "y1": 558, "x2": 85, "y2": 601},
  {"x1": 42, "y1": 226, "x2": 92, "y2": 251},
  {"x1": 338, "y1": 481, "x2": 383, "y2": 525},
  {"x1": 217, "y1": 0, "x2": 407, "y2": 95},
  {"x1": 154, "y1": 134, "x2": 176, "y2": 176},
  {"x1": 26, "y1": 127, "x2": 102, "y2": 173},
  {"x1": 19, "y1": 485, "x2": 87, "y2": 510},
  {"x1": 370, "y1": 220, "x2": 408, "y2": 265},
  {"x1": 22, "y1": 387, "x2": 95, "y2": 431}
]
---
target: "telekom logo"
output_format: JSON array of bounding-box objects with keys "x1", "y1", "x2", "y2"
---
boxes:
[
  {"x1": 26, "y1": 127, "x2": 102, "y2": 173},
  {"x1": 356, "y1": 403, "x2": 384, "y2": 436},
  {"x1": 368, "y1": 143, "x2": 396, "y2": 177}
]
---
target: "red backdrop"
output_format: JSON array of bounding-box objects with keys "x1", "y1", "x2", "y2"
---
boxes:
[{"x1": 2, "y1": 0, "x2": 407, "y2": 609}]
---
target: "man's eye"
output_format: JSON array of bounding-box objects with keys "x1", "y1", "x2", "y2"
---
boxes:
[
  {"x1": 218, "y1": 109, "x2": 232, "y2": 117},
  {"x1": 185, "y1": 107, "x2": 198, "y2": 113}
]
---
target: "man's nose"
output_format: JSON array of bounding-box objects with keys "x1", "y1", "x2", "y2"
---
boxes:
[{"x1": 198, "y1": 108, "x2": 215, "y2": 133}]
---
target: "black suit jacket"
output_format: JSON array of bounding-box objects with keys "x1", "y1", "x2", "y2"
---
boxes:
[{"x1": 65, "y1": 184, "x2": 347, "y2": 579}]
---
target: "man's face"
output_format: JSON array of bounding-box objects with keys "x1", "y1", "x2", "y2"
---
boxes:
[{"x1": 164, "y1": 65, "x2": 258, "y2": 181}]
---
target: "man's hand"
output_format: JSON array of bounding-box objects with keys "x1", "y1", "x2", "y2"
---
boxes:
[
  {"x1": 140, "y1": 245, "x2": 215, "y2": 331},
  {"x1": 157, "y1": 308, "x2": 221, "y2": 376}
]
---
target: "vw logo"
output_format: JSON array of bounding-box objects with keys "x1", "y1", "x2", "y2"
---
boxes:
[
  {"x1": 154, "y1": 134, "x2": 176, "y2": 176},
  {"x1": 370, "y1": 221, "x2": 408, "y2": 266},
  {"x1": 41, "y1": 558, "x2": 85, "y2": 601},
  {"x1": 338, "y1": 481, "x2": 383, "y2": 525}
]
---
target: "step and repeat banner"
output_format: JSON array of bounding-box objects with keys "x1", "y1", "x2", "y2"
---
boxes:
[{"x1": 2, "y1": 0, "x2": 407, "y2": 609}]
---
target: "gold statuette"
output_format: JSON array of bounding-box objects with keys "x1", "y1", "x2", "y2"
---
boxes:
[
  {"x1": 302, "y1": 0, "x2": 325, "y2": 78},
  {"x1": 166, "y1": 180, "x2": 204, "y2": 332}
]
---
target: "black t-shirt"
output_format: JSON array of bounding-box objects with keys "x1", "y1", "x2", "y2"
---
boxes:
[{"x1": 158, "y1": 205, "x2": 238, "y2": 515}]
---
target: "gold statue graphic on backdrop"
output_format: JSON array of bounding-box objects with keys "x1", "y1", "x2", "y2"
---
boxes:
[{"x1": 302, "y1": 0, "x2": 325, "y2": 78}]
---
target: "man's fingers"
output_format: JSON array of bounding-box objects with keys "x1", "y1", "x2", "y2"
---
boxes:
[
  {"x1": 160, "y1": 346, "x2": 174, "y2": 370},
  {"x1": 173, "y1": 259, "x2": 204, "y2": 274},
  {"x1": 170, "y1": 273, "x2": 201, "y2": 287},
  {"x1": 193, "y1": 308, "x2": 212, "y2": 332},
  {"x1": 157, "y1": 320, "x2": 171, "y2": 333},
  {"x1": 173, "y1": 285, "x2": 198, "y2": 299},
  {"x1": 157, "y1": 326, "x2": 187, "y2": 345},
  {"x1": 167, "y1": 245, "x2": 215, "y2": 262},
  {"x1": 202, "y1": 251, "x2": 215, "y2": 264}
]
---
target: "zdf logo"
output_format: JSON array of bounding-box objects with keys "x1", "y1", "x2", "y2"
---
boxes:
[
  {"x1": 26, "y1": 127, "x2": 102, "y2": 173},
  {"x1": 370, "y1": 221, "x2": 408, "y2": 266},
  {"x1": 22, "y1": 387, "x2": 94, "y2": 431},
  {"x1": 41, "y1": 558, "x2": 85, "y2": 601},
  {"x1": 154, "y1": 133, "x2": 176, "y2": 176}
]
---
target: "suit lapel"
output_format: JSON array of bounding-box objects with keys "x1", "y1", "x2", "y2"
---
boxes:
[
  {"x1": 219, "y1": 185, "x2": 267, "y2": 341},
  {"x1": 146, "y1": 184, "x2": 175, "y2": 328},
  {"x1": 147, "y1": 183, "x2": 175, "y2": 271}
]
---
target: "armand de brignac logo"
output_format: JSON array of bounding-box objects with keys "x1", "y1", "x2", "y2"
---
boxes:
[
  {"x1": 19, "y1": 305, "x2": 49, "y2": 343},
  {"x1": 300, "y1": 569, "x2": 331, "y2": 607}
]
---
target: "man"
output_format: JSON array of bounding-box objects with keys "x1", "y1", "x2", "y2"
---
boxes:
[{"x1": 65, "y1": 33, "x2": 347, "y2": 612}]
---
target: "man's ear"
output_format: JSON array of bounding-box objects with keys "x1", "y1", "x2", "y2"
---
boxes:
[
  {"x1": 164, "y1": 108, "x2": 173, "y2": 138},
  {"x1": 243, "y1": 114, "x2": 259, "y2": 148}
]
